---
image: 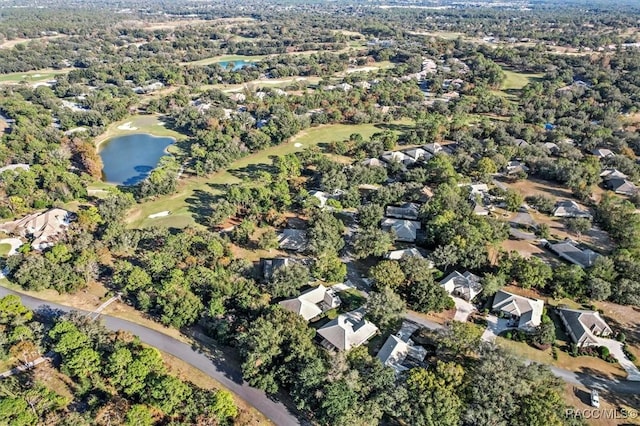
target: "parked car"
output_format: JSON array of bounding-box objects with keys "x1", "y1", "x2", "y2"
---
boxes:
[{"x1": 590, "y1": 389, "x2": 600, "y2": 408}]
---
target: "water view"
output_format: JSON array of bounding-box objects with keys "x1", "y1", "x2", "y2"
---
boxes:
[
  {"x1": 216, "y1": 59, "x2": 256, "y2": 70},
  {"x1": 99, "y1": 133, "x2": 174, "y2": 185}
]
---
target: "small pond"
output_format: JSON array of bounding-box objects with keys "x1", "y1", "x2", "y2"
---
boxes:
[
  {"x1": 100, "y1": 133, "x2": 174, "y2": 186},
  {"x1": 216, "y1": 60, "x2": 256, "y2": 70}
]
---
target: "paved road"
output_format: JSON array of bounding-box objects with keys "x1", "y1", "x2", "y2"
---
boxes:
[{"x1": 0, "y1": 287, "x2": 301, "y2": 425}]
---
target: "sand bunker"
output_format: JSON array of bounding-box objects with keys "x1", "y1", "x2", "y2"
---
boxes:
[
  {"x1": 148, "y1": 211, "x2": 171, "y2": 219},
  {"x1": 117, "y1": 122, "x2": 138, "y2": 131}
]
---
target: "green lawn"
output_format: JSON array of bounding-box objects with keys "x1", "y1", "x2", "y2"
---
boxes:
[
  {"x1": 0, "y1": 243, "x2": 11, "y2": 257},
  {"x1": 127, "y1": 119, "x2": 414, "y2": 229},
  {"x1": 0, "y1": 68, "x2": 73, "y2": 83},
  {"x1": 95, "y1": 114, "x2": 189, "y2": 148},
  {"x1": 501, "y1": 69, "x2": 544, "y2": 91}
]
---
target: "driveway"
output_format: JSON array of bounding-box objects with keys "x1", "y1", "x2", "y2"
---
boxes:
[
  {"x1": 481, "y1": 315, "x2": 513, "y2": 342},
  {"x1": 452, "y1": 297, "x2": 475, "y2": 322},
  {"x1": 595, "y1": 337, "x2": 640, "y2": 381},
  {"x1": 0, "y1": 286, "x2": 301, "y2": 425}
]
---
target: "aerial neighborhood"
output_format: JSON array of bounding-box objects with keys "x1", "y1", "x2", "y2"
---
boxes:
[{"x1": 0, "y1": 0, "x2": 639, "y2": 425}]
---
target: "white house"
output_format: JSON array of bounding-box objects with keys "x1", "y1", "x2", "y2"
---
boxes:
[
  {"x1": 381, "y1": 218, "x2": 421, "y2": 243},
  {"x1": 557, "y1": 308, "x2": 612, "y2": 347},
  {"x1": 317, "y1": 308, "x2": 379, "y2": 351},
  {"x1": 279, "y1": 285, "x2": 341, "y2": 321},
  {"x1": 552, "y1": 200, "x2": 592, "y2": 219},
  {"x1": 492, "y1": 290, "x2": 544, "y2": 331},
  {"x1": 439, "y1": 271, "x2": 483, "y2": 301}
]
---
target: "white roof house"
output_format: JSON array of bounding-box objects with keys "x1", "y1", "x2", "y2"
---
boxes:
[
  {"x1": 361, "y1": 158, "x2": 386, "y2": 168},
  {"x1": 557, "y1": 308, "x2": 612, "y2": 347},
  {"x1": 386, "y1": 247, "x2": 424, "y2": 260},
  {"x1": 423, "y1": 143, "x2": 443, "y2": 155},
  {"x1": 0, "y1": 164, "x2": 30, "y2": 174},
  {"x1": 439, "y1": 271, "x2": 483, "y2": 301},
  {"x1": 317, "y1": 308, "x2": 379, "y2": 351},
  {"x1": 279, "y1": 285, "x2": 341, "y2": 321},
  {"x1": 381, "y1": 218, "x2": 421, "y2": 243},
  {"x1": 492, "y1": 290, "x2": 544, "y2": 331},
  {"x1": 600, "y1": 168, "x2": 628, "y2": 181},
  {"x1": 381, "y1": 151, "x2": 414, "y2": 167},
  {"x1": 0, "y1": 208, "x2": 73, "y2": 251},
  {"x1": 376, "y1": 334, "x2": 427, "y2": 374},
  {"x1": 553, "y1": 200, "x2": 592, "y2": 219},
  {"x1": 309, "y1": 190, "x2": 330, "y2": 208}
]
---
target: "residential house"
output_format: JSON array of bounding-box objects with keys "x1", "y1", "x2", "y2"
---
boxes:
[
  {"x1": 472, "y1": 200, "x2": 491, "y2": 216},
  {"x1": 514, "y1": 139, "x2": 529, "y2": 148},
  {"x1": 309, "y1": 190, "x2": 330, "y2": 208},
  {"x1": 553, "y1": 200, "x2": 592, "y2": 219},
  {"x1": 376, "y1": 335, "x2": 427, "y2": 374},
  {"x1": 261, "y1": 257, "x2": 293, "y2": 280},
  {"x1": 0, "y1": 208, "x2": 73, "y2": 251},
  {"x1": 423, "y1": 143, "x2": 443, "y2": 155},
  {"x1": 557, "y1": 308, "x2": 612, "y2": 347},
  {"x1": 504, "y1": 160, "x2": 529, "y2": 176},
  {"x1": 546, "y1": 239, "x2": 600, "y2": 268},
  {"x1": 317, "y1": 308, "x2": 379, "y2": 351},
  {"x1": 543, "y1": 142, "x2": 560, "y2": 155},
  {"x1": 606, "y1": 178, "x2": 637, "y2": 196},
  {"x1": 385, "y1": 203, "x2": 420, "y2": 220},
  {"x1": 278, "y1": 229, "x2": 308, "y2": 252},
  {"x1": 361, "y1": 158, "x2": 386, "y2": 168},
  {"x1": 592, "y1": 148, "x2": 615, "y2": 159},
  {"x1": 404, "y1": 148, "x2": 431, "y2": 162},
  {"x1": 600, "y1": 168, "x2": 628, "y2": 181},
  {"x1": 229, "y1": 93, "x2": 246, "y2": 102},
  {"x1": 279, "y1": 285, "x2": 341, "y2": 321},
  {"x1": 0, "y1": 164, "x2": 30, "y2": 174},
  {"x1": 386, "y1": 247, "x2": 425, "y2": 260},
  {"x1": 492, "y1": 290, "x2": 544, "y2": 331},
  {"x1": 381, "y1": 218, "x2": 421, "y2": 243},
  {"x1": 381, "y1": 151, "x2": 414, "y2": 167},
  {"x1": 439, "y1": 271, "x2": 483, "y2": 301}
]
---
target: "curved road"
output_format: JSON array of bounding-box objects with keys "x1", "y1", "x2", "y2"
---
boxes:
[{"x1": 0, "y1": 287, "x2": 301, "y2": 426}]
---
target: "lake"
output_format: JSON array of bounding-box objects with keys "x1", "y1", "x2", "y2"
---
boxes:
[
  {"x1": 100, "y1": 133, "x2": 174, "y2": 185},
  {"x1": 216, "y1": 60, "x2": 256, "y2": 70}
]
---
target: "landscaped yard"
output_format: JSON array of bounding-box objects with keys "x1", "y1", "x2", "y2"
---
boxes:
[
  {"x1": 126, "y1": 120, "x2": 414, "y2": 229},
  {"x1": 494, "y1": 69, "x2": 544, "y2": 101}
]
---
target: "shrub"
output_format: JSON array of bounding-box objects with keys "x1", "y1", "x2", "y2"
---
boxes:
[
  {"x1": 623, "y1": 344, "x2": 637, "y2": 362},
  {"x1": 505, "y1": 331, "x2": 513, "y2": 340},
  {"x1": 552, "y1": 346, "x2": 559, "y2": 360},
  {"x1": 617, "y1": 332, "x2": 626, "y2": 343},
  {"x1": 599, "y1": 346, "x2": 610, "y2": 358}
]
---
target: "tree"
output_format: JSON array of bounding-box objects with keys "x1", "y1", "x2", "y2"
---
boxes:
[
  {"x1": 0, "y1": 295, "x2": 33, "y2": 326},
  {"x1": 565, "y1": 217, "x2": 592, "y2": 236},
  {"x1": 402, "y1": 362, "x2": 464, "y2": 426},
  {"x1": 210, "y1": 390, "x2": 238, "y2": 422},
  {"x1": 353, "y1": 228, "x2": 393, "y2": 259},
  {"x1": 365, "y1": 287, "x2": 405, "y2": 331},
  {"x1": 502, "y1": 253, "x2": 552, "y2": 289},
  {"x1": 313, "y1": 251, "x2": 347, "y2": 283},
  {"x1": 147, "y1": 374, "x2": 192, "y2": 414},
  {"x1": 408, "y1": 278, "x2": 454, "y2": 313},
  {"x1": 358, "y1": 204, "x2": 384, "y2": 229},
  {"x1": 308, "y1": 210, "x2": 345, "y2": 255},
  {"x1": 481, "y1": 272, "x2": 505, "y2": 296},
  {"x1": 438, "y1": 321, "x2": 483, "y2": 357},
  {"x1": 587, "y1": 277, "x2": 611, "y2": 301},
  {"x1": 531, "y1": 314, "x2": 556, "y2": 347},
  {"x1": 504, "y1": 189, "x2": 524, "y2": 212},
  {"x1": 125, "y1": 405, "x2": 153, "y2": 426},
  {"x1": 269, "y1": 263, "x2": 310, "y2": 298},
  {"x1": 257, "y1": 229, "x2": 279, "y2": 251},
  {"x1": 369, "y1": 260, "x2": 405, "y2": 290}
]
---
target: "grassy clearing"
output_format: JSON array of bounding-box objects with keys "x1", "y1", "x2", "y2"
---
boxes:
[
  {"x1": 94, "y1": 114, "x2": 189, "y2": 148},
  {"x1": 127, "y1": 119, "x2": 414, "y2": 229},
  {"x1": 501, "y1": 69, "x2": 544, "y2": 91},
  {"x1": 0, "y1": 68, "x2": 73, "y2": 84},
  {"x1": 0, "y1": 243, "x2": 10, "y2": 257}
]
